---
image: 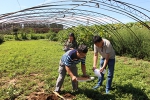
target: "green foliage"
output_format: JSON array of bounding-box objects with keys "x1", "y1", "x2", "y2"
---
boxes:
[
  {"x1": 57, "y1": 29, "x2": 68, "y2": 43},
  {"x1": 56, "y1": 23, "x2": 150, "y2": 60},
  {"x1": 30, "y1": 33, "x2": 39, "y2": 40},
  {"x1": 4, "y1": 35, "x2": 14, "y2": 41},
  {"x1": 6, "y1": 85, "x2": 20, "y2": 100},
  {"x1": 30, "y1": 33, "x2": 45, "y2": 40},
  {"x1": 57, "y1": 26, "x2": 95, "y2": 48},
  {"x1": 47, "y1": 30, "x2": 58, "y2": 41},
  {"x1": 20, "y1": 32, "x2": 28, "y2": 40},
  {"x1": 12, "y1": 28, "x2": 19, "y2": 40},
  {"x1": 0, "y1": 34, "x2": 4, "y2": 44},
  {"x1": 111, "y1": 26, "x2": 150, "y2": 60},
  {"x1": 74, "y1": 26, "x2": 94, "y2": 48}
]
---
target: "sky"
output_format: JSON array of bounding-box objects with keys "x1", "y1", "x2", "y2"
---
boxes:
[{"x1": 0, "y1": 0, "x2": 150, "y2": 23}]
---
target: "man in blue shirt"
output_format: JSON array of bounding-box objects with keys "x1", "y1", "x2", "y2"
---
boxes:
[{"x1": 54, "y1": 44, "x2": 88, "y2": 93}]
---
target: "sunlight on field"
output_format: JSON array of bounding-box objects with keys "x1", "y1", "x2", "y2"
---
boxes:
[{"x1": 0, "y1": 40, "x2": 150, "y2": 100}]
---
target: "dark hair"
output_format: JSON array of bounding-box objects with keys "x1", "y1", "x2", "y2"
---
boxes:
[
  {"x1": 93, "y1": 35, "x2": 102, "y2": 44},
  {"x1": 69, "y1": 33, "x2": 76, "y2": 41},
  {"x1": 77, "y1": 44, "x2": 88, "y2": 53},
  {"x1": 69, "y1": 33, "x2": 74, "y2": 37}
]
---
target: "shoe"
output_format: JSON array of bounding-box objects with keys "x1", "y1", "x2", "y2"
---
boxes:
[
  {"x1": 105, "y1": 89, "x2": 110, "y2": 94},
  {"x1": 72, "y1": 89, "x2": 79, "y2": 93},
  {"x1": 93, "y1": 85, "x2": 100, "y2": 89}
]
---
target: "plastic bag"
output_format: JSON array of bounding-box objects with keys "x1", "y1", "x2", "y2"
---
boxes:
[{"x1": 94, "y1": 69, "x2": 106, "y2": 77}]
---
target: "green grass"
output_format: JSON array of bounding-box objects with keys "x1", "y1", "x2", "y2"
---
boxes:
[{"x1": 0, "y1": 40, "x2": 150, "y2": 100}]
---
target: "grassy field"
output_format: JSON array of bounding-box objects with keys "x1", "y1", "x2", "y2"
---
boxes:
[{"x1": 0, "y1": 40, "x2": 150, "y2": 100}]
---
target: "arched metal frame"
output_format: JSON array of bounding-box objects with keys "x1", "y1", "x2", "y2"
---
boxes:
[{"x1": 0, "y1": 0, "x2": 150, "y2": 44}]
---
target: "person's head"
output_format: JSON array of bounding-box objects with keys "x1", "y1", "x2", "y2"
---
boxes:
[
  {"x1": 93, "y1": 35, "x2": 103, "y2": 48},
  {"x1": 68, "y1": 33, "x2": 76, "y2": 42},
  {"x1": 77, "y1": 44, "x2": 88, "y2": 58}
]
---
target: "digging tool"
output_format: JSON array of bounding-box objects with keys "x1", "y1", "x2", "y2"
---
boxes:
[{"x1": 53, "y1": 91, "x2": 66, "y2": 100}]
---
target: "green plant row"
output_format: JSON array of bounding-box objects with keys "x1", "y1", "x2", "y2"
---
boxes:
[{"x1": 3, "y1": 31, "x2": 58, "y2": 41}]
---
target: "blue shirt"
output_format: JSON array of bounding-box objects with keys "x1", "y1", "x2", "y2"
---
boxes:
[{"x1": 61, "y1": 49, "x2": 86, "y2": 67}]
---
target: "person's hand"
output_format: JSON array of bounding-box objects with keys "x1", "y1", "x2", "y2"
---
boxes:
[
  {"x1": 100, "y1": 67, "x2": 104, "y2": 72},
  {"x1": 72, "y1": 76, "x2": 77, "y2": 82},
  {"x1": 92, "y1": 66, "x2": 96, "y2": 71}
]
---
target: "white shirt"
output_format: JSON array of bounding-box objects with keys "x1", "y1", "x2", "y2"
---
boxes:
[{"x1": 94, "y1": 39, "x2": 115, "y2": 59}]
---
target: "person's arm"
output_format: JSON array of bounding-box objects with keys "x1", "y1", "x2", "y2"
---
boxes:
[
  {"x1": 80, "y1": 58, "x2": 89, "y2": 77},
  {"x1": 63, "y1": 40, "x2": 69, "y2": 51},
  {"x1": 65, "y1": 66, "x2": 77, "y2": 81},
  {"x1": 64, "y1": 54, "x2": 77, "y2": 81},
  {"x1": 100, "y1": 40, "x2": 111, "y2": 72},
  {"x1": 93, "y1": 53, "x2": 98, "y2": 70},
  {"x1": 81, "y1": 64, "x2": 86, "y2": 76},
  {"x1": 100, "y1": 53, "x2": 109, "y2": 72}
]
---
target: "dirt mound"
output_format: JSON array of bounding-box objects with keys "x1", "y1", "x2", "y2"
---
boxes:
[
  {"x1": 63, "y1": 93, "x2": 75, "y2": 99},
  {"x1": 28, "y1": 92, "x2": 59, "y2": 100},
  {"x1": 46, "y1": 94, "x2": 59, "y2": 100}
]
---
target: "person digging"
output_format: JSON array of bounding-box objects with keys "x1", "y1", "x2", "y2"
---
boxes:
[{"x1": 54, "y1": 44, "x2": 89, "y2": 94}]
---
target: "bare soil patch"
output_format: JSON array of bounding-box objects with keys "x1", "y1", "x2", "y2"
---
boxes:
[
  {"x1": 28, "y1": 92, "x2": 59, "y2": 100},
  {"x1": 63, "y1": 93, "x2": 75, "y2": 99},
  {"x1": 28, "y1": 92, "x2": 75, "y2": 100}
]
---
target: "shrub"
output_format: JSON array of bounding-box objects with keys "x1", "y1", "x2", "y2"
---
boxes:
[
  {"x1": 0, "y1": 35, "x2": 4, "y2": 44},
  {"x1": 4, "y1": 35, "x2": 14, "y2": 41},
  {"x1": 47, "y1": 31, "x2": 58, "y2": 41},
  {"x1": 20, "y1": 32, "x2": 28, "y2": 40},
  {"x1": 31, "y1": 33, "x2": 38, "y2": 40},
  {"x1": 111, "y1": 26, "x2": 150, "y2": 60},
  {"x1": 37, "y1": 34, "x2": 46, "y2": 39},
  {"x1": 57, "y1": 30, "x2": 68, "y2": 44}
]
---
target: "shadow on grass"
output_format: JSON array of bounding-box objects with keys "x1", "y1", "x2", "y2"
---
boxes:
[
  {"x1": 0, "y1": 41, "x2": 5, "y2": 45},
  {"x1": 116, "y1": 83, "x2": 149, "y2": 100},
  {"x1": 61, "y1": 83, "x2": 149, "y2": 100},
  {"x1": 62, "y1": 88, "x2": 115, "y2": 100},
  {"x1": 79, "y1": 88, "x2": 115, "y2": 100}
]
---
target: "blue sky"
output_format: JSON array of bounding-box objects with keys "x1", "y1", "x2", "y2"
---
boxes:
[
  {"x1": 0, "y1": 0, "x2": 150, "y2": 14},
  {"x1": 0, "y1": 0, "x2": 150, "y2": 23}
]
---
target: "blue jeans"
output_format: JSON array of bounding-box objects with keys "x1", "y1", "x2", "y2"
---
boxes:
[
  {"x1": 55, "y1": 61, "x2": 78, "y2": 92},
  {"x1": 97, "y1": 58, "x2": 115, "y2": 90}
]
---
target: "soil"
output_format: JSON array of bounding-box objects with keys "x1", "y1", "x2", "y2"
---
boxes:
[
  {"x1": 77, "y1": 77, "x2": 90, "y2": 80},
  {"x1": 63, "y1": 93, "x2": 75, "y2": 99},
  {"x1": 46, "y1": 94, "x2": 59, "y2": 100},
  {"x1": 28, "y1": 92, "x2": 75, "y2": 100},
  {"x1": 28, "y1": 92, "x2": 59, "y2": 100}
]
